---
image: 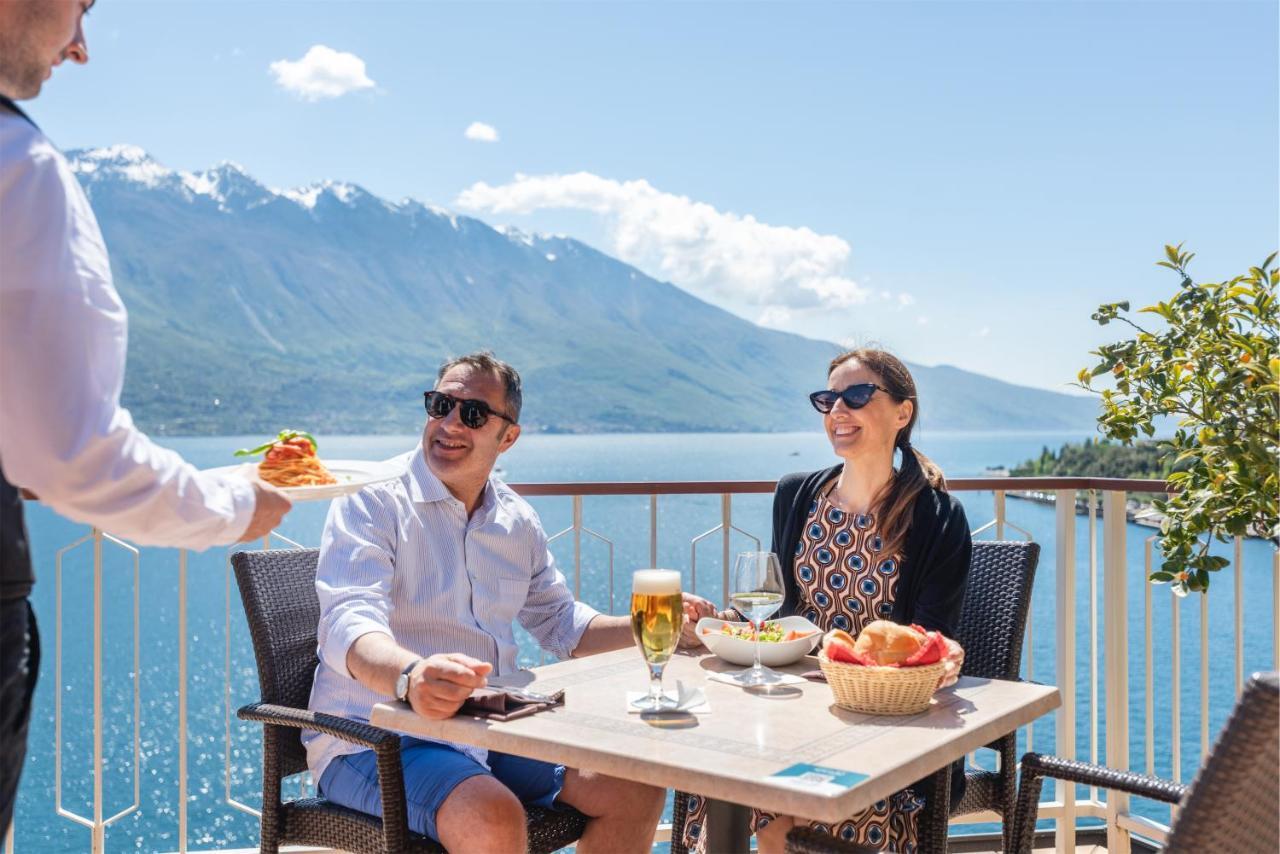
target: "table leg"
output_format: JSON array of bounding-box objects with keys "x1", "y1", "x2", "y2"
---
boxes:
[{"x1": 705, "y1": 799, "x2": 752, "y2": 854}]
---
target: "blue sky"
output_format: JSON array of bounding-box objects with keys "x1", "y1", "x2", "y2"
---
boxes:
[{"x1": 29, "y1": 0, "x2": 1278, "y2": 394}]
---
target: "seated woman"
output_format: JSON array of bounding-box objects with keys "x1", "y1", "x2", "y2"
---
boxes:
[{"x1": 681, "y1": 347, "x2": 972, "y2": 854}]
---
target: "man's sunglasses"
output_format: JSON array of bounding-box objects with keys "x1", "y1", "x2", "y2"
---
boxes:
[
  {"x1": 809, "y1": 383, "x2": 908, "y2": 413},
  {"x1": 423, "y1": 391, "x2": 518, "y2": 429}
]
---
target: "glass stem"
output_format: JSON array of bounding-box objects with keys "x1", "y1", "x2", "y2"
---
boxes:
[
  {"x1": 753, "y1": 622, "x2": 763, "y2": 672},
  {"x1": 648, "y1": 663, "x2": 665, "y2": 705}
]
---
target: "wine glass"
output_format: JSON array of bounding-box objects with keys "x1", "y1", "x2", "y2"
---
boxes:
[
  {"x1": 729, "y1": 551, "x2": 785, "y2": 686},
  {"x1": 629, "y1": 569, "x2": 684, "y2": 711}
]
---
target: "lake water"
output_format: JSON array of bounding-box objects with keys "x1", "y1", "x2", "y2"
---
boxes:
[{"x1": 12, "y1": 431, "x2": 1277, "y2": 851}]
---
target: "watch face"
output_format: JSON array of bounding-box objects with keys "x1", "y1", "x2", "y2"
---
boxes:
[{"x1": 396, "y1": 673, "x2": 409, "y2": 701}]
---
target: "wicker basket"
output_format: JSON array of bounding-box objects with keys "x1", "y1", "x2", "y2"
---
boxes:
[{"x1": 818, "y1": 651, "x2": 946, "y2": 715}]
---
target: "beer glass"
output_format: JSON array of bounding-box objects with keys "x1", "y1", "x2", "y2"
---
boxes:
[
  {"x1": 629, "y1": 569, "x2": 684, "y2": 711},
  {"x1": 730, "y1": 551, "x2": 784, "y2": 685}
]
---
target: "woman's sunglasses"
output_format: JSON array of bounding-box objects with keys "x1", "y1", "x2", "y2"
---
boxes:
[
  {"x1": 809, "y1": 383, "x2": 908, "y2": 413},
  {"x1": 423, "y1": 391, "x2": 518, "y2": 429}
]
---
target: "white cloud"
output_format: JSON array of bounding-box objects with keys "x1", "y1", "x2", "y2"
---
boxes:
[
  {"x1": 465, "y1": 122, "x2": 499, "y2": 143},
  {"x1": 897, "y1": 293, "x2": 916, "y2": 308},
  {"x1": 269, "y1": 45, "x2": 375, "y2": 101},
  {"x1": 757, "y1": 306, "x2": 793, "y2": 328},
  {"x1": 973, "y1": 326, "x2": 990, "y2": 338},
  {"x1": 917, "y1": 316, "x2": 930, "y2": 325},
  {"x1": 456, "y1": 172, "x2": 871, "y2": 314}
]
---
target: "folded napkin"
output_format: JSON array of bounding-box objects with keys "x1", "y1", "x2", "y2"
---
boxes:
[
  {"x1": 707, "y1": 670, "x2": 808, "y2": 688},
  {"x1": 626, "y1": 681, "x2": 710, "y2": 714},
  {"x1": 459, "y1": 687, "x2": 565, "y2": 722}
]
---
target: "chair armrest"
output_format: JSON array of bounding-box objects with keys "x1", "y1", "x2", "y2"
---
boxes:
[
  {"x1": 1020, "y1": 753, "x2": 1188, "y2": 803},
  {"x1": 786, "y1": 827, "x2": 879, "y2": 854},
  {"x1": 1012, "y1": 753, "x2": 1187, "y2": 853},
  {"x1": 239, "y1": 702, "x2": 416, "y2": 850},
  {"x1": 238, "y1": 702, "x2": 401, "y2": 751}
]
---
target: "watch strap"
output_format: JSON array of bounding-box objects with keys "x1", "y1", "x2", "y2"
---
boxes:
[{"x1": 397, "y1": 658, "x2": 423, "y2": 703}]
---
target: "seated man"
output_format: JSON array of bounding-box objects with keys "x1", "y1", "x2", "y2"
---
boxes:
[{"x1": 305, "y1": 351, "x2": 688, "y2": 853}]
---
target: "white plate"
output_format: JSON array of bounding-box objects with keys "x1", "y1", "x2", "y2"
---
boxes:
[
  {"x1": 203, "y1": 459, "x2": 405, "y2": 501},
  {"x1": 695, "y1": 615, "x2": 824, "y2": 667}
]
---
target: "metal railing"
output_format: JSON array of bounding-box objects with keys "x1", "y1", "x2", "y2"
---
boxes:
[{"x1": 9, "y1": 477, "x2": 1278, "y2": 853}]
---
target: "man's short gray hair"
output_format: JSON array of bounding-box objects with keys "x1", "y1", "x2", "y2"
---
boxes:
[{"x1": 436, "y1": 351, "x2": 522, "y2": 424}]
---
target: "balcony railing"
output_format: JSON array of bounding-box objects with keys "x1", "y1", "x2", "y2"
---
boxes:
[{"x1": 8, "y1": 477, "x2": 1277, "y2": 853}]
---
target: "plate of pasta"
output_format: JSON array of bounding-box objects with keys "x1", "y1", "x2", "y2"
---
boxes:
[{"x1": 204, "y1": 430, "x2": 403, "y2": 501}]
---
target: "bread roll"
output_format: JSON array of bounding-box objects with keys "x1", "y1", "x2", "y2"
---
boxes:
[{"x1": 852, "y1": 620, "x2": 926, "y2": 666}]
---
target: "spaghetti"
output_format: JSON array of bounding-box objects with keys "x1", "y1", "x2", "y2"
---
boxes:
[{"x1": 234, "y1": 430, "x2": 338, "y2": 488}]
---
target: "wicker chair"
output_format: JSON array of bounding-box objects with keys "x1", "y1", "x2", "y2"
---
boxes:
[
  {"x1": 1010, "y1": 671, "x2": 1279, "y2": 854},
  {"x1": 678, "y1": 539, "x2": 1039, "y2": 854},
  {"x1": 231, "y1": 547, "x2": 587, "y2": 853}
]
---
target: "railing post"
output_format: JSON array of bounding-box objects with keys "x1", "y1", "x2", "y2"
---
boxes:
[
  {"x1": 649, "y1": 495, "x2": 658, "y2": 567},
  {"x1": 721, "y1": 494, "x2": 731, "y2": 607},
  {"x1": 1054, "y1": 490, "x2": 1077, "y2": 854},
  {"x1": 178, "y1": 549, "x2": 188, "y2": 854},
  {"x1": 573, "y1": 495, "x2": 583, "y2": 600},
  {"x1": 91, "y1": 531, "x2": 104, "y2": 854},
  {"x1": 1103, "y1": 490, "x2": 1130, "y2": 854}
]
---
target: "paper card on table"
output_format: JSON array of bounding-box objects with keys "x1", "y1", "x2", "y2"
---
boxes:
[
  {"x1": 707, "y1": 670, "x2": 807, "y2": 688},
  {"x1": 765, "y1": 763, "x2": 868, "y2": 797},
  {"x1": 625, "y1": 681, "x2": 710, "y2": 714}
]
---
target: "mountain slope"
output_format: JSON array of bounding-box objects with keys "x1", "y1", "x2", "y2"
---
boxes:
[{"x1": 67, "y1": 146, "x2": 1099, "y2": 435}]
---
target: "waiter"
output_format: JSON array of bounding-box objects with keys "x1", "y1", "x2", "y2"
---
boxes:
[{"x1": 0, "y1": 0, "x2": 292, "y2": 833}]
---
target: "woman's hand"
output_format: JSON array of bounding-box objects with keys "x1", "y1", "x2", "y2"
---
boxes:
[{"x1": 679, "y1": 592, "x2": 718, "y2": 648}]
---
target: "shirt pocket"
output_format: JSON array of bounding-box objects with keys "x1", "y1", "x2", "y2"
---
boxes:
[{"x1": 486, "y1": 571, "x2": 531, "y2": 624}]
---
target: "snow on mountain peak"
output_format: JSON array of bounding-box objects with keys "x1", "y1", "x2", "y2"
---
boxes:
[
  {"x1": 70, "y1": 144, "x2": 171, "y2": 187},
  {"x1": 65, "y1": 144, "x2": 460, "y2": 221}
]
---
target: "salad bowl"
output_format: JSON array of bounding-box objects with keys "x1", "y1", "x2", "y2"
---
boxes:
[{"x1": 695, "y1": 615, "x2": 823, "y2": 667}]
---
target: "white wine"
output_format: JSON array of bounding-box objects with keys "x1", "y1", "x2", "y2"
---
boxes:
[
  {"x1": 730, "y1": 590, "x2": 783, "y2": 625},
  {"x1": 630, "y1": 569, "x2": 683, "y2": 666}
]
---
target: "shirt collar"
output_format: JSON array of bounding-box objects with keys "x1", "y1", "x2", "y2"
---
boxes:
[
  {"x1": 407, "y1": 444, "x2": 499, "y2": 517},
  {"x1": 407, "y1": 445, "x2": 450, "y2": 504}
]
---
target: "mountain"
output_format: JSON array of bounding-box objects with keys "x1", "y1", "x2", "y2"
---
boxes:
[{"x1": 65, "y1": 145, "x2": 1099, "y2": 435}]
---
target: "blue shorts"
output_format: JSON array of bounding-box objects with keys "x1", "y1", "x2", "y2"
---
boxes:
[{"x1": 317, "y1": 737, "x2": 567, "y2": 842}]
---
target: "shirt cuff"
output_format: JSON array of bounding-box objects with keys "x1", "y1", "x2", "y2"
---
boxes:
[
  {"x1": 551, "y1": 601, "x2": 601, "y2": 660},
  {"x1": 320, "y1": 609, "x2": 393, "y2": 679},
  {"x1": 223, "y1": 476, "x2": 257, "y2": 543}
]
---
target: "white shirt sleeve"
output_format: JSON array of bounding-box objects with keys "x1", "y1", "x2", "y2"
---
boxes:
[
  {"x1": 517, "y1": 519, "x2": 599, "y2": 660},
  {"x1": 314, "y1": 490, "x2": 397, "y2": 678},
  {"x1": 0, "y1": 116, "x2": 255, "y2": 550}
]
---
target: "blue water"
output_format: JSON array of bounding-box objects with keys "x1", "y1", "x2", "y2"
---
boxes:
[{"x1": 12, "y1": 431, "x2": 1276, "y2": 851}]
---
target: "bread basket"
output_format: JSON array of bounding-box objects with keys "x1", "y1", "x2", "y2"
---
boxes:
[{"x1": 818, "y1": 651, "x2": 945, "y2": 715}]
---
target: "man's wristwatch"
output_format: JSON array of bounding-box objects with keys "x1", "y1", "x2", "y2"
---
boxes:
[{"x1": 395, "y1": 658, "x2": 423, "y2": 703}]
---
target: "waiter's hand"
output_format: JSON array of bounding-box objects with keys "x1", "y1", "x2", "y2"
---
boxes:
[
  {"x1": 238, "y1": 482, "x2": 293, "y2": 542},
  {"x1": 409, "y1": 653, "x2": 492, "y2": 719}
]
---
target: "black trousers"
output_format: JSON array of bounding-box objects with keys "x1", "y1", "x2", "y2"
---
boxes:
[{"x1": 0, "y1": 599, "x2": 38, "y2": 835}]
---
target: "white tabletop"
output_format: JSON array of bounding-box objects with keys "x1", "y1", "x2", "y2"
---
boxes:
[{"x1": 370, "y1": 648, "x2": 1060, "y2": 824}]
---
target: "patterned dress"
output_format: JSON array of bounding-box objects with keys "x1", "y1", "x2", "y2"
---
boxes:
[{"x1": 681, "y1": 485, "x2": 923, "y2": 853}]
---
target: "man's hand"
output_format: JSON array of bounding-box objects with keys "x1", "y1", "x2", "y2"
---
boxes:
[
  {"x1": 238, "y1": 482, "x2": 293, "y2": 542},
  {"x1": 679, "y1": 592, "x2": 717, "y2": 648},
  {"x1": 408, "y1": 653, "x2": 493, "y2": 719}
]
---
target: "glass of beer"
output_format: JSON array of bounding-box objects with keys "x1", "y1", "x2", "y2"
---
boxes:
[{"x1": 630, "y1": 568, "x2": 684, "y2": 712}]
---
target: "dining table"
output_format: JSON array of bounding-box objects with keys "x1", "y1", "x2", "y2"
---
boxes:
[{"x1": 370, "y1": 646, "x2": 1060, "y2": 853}]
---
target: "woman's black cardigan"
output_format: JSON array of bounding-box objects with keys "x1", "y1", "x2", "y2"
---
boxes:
[
  {"x1": 769, "y1": 463, "x2": 973, "y2": 806},
  {"x1": 772, "y1": 464, "x2": 972, "y2": 639}
]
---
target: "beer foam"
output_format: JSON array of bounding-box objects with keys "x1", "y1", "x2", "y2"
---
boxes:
[{"x1": 632, "y1": 569, "x2": 682, "y2": 594}]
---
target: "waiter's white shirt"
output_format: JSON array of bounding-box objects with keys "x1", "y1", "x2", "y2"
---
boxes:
[
  {"x1": 0, "y1": 110, "x2": 255, "y2": 549},
  {"x1": 304, "y1": 446, "x2": 599, "y2": 781}
]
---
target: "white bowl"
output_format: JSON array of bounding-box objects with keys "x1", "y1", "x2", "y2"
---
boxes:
[{"x1": 696, "y1": 615, "x2": 823, "y2": 667}]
